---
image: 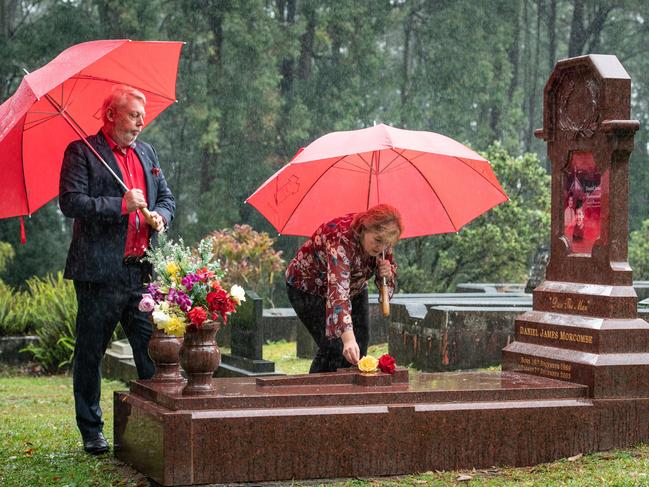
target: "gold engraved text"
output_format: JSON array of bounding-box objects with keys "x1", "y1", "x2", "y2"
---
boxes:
[
  {"x1": 518, "y1": 325, "x2": 592, "y2": 344},
  {"x1": 518, "y1": 356, "x2": 572, "y2": 380},
  {"x1": 549, "y1": 296, "x2": 588, "y2": 312}
]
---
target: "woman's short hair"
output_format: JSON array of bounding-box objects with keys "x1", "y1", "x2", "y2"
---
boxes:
[
  {"x1": 101, "y1": 85, "x2": 146, "y2": 124},
  {"x1": 351, "y1": 204, "x2": 403, "y2": 242}
]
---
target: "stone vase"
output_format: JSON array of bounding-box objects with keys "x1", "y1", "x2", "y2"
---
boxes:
[
  {"x1": 179, "y1": 320, "x2": 221, "y2": 395},
  {"x1": 148, "y1": 328, "x2": 184, "y2": 382}
]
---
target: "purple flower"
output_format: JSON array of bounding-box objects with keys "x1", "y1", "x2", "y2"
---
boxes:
[
  {"x1": 147, "y1": 283, "x2": 164, "y2": 301},
  {"x1": 139, "y1": 294, "x2": 156, "y2": 312},
  {"x1": 168, "y1": 287, "x2": 192, "y2": 312},
  {"x1": 181, "y1": 273, "x2": 201, "y2": 291}
]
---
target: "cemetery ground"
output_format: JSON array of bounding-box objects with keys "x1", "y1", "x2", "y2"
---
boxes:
[{"x1": 1, "y1": 343, "x2": 648, "y2": 487}]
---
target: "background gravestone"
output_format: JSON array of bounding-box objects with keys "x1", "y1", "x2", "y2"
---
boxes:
[
  {"x1": 502, "y1": 54, "x2": 649, "y2": 398},
  {"x1": 216, "y1": 290, "x2": 279, "y2": 377}
]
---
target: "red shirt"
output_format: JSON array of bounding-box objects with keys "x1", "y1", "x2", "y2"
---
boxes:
[
  {"x1": 285, "y1": 214, "x2": 397, "y2": 339},
  {"x1": 102, "y1": 130, "x2": 150, "y2": 257}
]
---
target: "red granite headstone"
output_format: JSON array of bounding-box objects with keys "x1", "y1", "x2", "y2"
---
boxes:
[{"x1": 502, "y1": 54, "x2": 649, "y2": 398}]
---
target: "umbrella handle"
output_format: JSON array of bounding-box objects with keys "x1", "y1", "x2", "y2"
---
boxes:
[
  {"x1": 140, "y1": 207, "x2": 163, "y2": 232},
  {"x1": 379, "y1": 250, "x2": 390, "y2": 316},
  {"x1": 380, "y1": 279, "x2": 390, "y2": 316}
]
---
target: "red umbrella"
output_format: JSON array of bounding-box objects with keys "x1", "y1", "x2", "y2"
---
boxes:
[
  {"x1": 0, "y1": 39, "x2": 183, "y2": 224},
  {"x1": 246, "y1": 123, "x2": 509, "y2": 239}
]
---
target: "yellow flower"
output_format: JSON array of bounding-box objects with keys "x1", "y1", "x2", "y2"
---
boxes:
[
  {"x1": 358, "y1": 355, "x2": 378, "y2": 373},
  {"x1": 163, "y1": 315, "x2": 187, "y2": 337},
  {"x1": 166, "y1": 261, "x2": 180, "y2": 276}
]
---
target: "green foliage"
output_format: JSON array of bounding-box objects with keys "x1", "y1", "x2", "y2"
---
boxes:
[
  {"x1": 629, "y1": 219, "x2": 649, "y2": 280},
  {"x1": 0, "y1": 283, "x2": 31, "y2": 336},
  {"x1": 20, "y1": 273, "x2": 77, "y2": 372},
  {"x1": 207, "y1": 224, "x2": 285, "y2": 306},
  {"x1": 0, "y1": 242, "x2": 14, "y2": 274},
  {"x1": 396, "y1": 144, "x2": 550, "y2": 292}
]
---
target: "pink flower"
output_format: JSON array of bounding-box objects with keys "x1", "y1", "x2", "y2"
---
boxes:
[{"x1": 138, "y1": 293, "x2": 156, "y2": 312}]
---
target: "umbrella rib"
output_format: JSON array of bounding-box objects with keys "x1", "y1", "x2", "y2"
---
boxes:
[
  {"x1": 449, "y1": 155, "x2": 509, "y2": 199},
  {"x1": 277, "y1": 155, "x2": 348, "y2": 234},
  {"x1": 388, "y1": 148, "x2": 461, "y2": 232},
  {"x1": 69, "y1": 75, "x2": 176, "y2": 102},
  {"x1": 378, "y1": 149, "x2": 406, "y2": 173},
  {"x1": 23, "y1": 113, "x2": 61, "y2": 131}
]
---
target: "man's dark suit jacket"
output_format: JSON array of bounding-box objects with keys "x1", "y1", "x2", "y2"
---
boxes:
[{"x1": 59, "y1": 131, "x2": 175, "y2": 283}]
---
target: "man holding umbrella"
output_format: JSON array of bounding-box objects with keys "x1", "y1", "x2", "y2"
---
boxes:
[{"x1": 59, "y1": 85, "x2": 175, "y2": 455}]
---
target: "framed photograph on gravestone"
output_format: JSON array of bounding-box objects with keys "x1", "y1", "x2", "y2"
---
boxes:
[{"x1": 562, "y1": 152, "x2": 604, "y2": 255}]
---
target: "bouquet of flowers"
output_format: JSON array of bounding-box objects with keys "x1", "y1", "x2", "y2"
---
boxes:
[{"x1": 138, "y1": 235, "x2": 245, "y2": 337}]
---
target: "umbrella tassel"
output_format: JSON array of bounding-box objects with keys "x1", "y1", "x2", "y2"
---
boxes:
[{"x1": 19, "y1": 216, "x2": 26, "y2": 244}]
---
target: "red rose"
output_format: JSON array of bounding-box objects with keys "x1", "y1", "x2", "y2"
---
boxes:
[
  {"x1": 187, "y1": 306, "x2": 207, "y2": 326},
  {"x1": 378, "y1": 354, "x2": 396, "y2": 374},
  {"x1": 151, "y1": 167, "x2": 161, "y2": 176}
]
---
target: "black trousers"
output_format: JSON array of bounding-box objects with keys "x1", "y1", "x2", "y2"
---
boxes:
[
  {"x1": 72, "y1": 263, "x2": 154, "y2": 440},
  {"x1": 287, "y1": 283, "x2": 369, "y2": 373}
]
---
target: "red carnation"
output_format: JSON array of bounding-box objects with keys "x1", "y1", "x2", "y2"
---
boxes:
[
  {"x1": 206, "y1": 288, "x2": 236, "y2": 323},
  {"x1": 378, "y1": 354, "x2": 396, "y2": 374},
  {"x1": 187, "y1": 306, "x2": 207, "y2": 326}
]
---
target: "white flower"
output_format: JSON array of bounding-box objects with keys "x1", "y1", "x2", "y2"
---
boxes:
[
  {"x1": 152, "y1": 308, "x2": 171, "y2": 327},
  {"x1": 230, "y1": 284, "x2": 246, "y2": 304}
]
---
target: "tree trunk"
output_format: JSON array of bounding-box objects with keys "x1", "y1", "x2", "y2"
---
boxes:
[
  {"x1": 568, "y1": 0, "x2": 614, "y2": 57},
  {"x1": 507, "y1": 1, "x2": 521, "y2": 104},
  {"x1": 199, "y1": 3, "x2": 225, "y2": 195},
  {"x1": 297, "y1": 7, "x2": 315, "y2": 81},
  {"x1": 568, "y1": 0, "x2": 586, "y2": 57},
  {"x1": 400, "y1": 7, "x2": 416, "y2": 127},
  {"x1": 547, "y1": 0, "x2": 556, "y2": 72}
]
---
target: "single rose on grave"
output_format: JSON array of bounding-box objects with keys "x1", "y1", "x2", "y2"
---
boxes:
[
  {"x1": 378, "y1": 353, "x2": 396, "y2": 374},
  {"x1": 358, "y1": 355, "x2": 379, "y2": 373}
]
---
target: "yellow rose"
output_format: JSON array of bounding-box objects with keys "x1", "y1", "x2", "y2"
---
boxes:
[
  {"x1": 166, "y1": 261, "x2": 180, "y2": 276},
  {"x1": 358, "y1": 355, "x2": 378, "y2": 373}
]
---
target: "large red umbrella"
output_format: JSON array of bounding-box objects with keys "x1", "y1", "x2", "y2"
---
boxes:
[
  {"x1": 0, "y1": 39, "x2": 183, "y2": 222},
  {"x1": 246, "y1": 123, "x2": 509, "y2": 239}
]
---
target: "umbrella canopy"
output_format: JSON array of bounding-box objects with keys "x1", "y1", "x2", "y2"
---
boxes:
[
  {"x1": 247, "y1": 123, "x2": 509, "y2": 238},
  {"x1": 0, "y1": 39, "x2": 183, "y2": 219}
]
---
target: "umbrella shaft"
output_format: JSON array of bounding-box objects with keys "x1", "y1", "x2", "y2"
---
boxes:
[{"x1": 43, "y1": 93, "x2": 129, "y2": 193}]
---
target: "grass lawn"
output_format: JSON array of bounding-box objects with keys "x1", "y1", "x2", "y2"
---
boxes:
[{"x1": 2, "y1": 344, "x2": 649, "y2": 486}]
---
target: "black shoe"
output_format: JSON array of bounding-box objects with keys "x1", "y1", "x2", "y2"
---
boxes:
[{"x1": 83, "y1": 432, "x2": 109, "y2": 455}]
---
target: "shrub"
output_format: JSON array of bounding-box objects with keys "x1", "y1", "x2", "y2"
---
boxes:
[
  {"x1": 206, "y1": 224, "x2": 284, "y2": 307},
  {"x1": 21, "y1": 272, "x2": 77, "y2": 372},
  {"x1": 629, "y1": 219, "x2": 649, "y2": 280},
  {"x1": 0, "y1": 282, "x2": 31, "y2": 336}
]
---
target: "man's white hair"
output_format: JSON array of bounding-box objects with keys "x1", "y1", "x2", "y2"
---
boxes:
[{"x1": 101, "y1": 85, "x2": 146, "y2": 124}]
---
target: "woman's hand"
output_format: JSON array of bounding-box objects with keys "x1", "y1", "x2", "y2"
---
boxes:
[
  {"x1": 377, "y1": 258, "x2": 392, "y2": 279},
  {"x1": 341, "y1": 330, "x2": 360, "y2": 365}
]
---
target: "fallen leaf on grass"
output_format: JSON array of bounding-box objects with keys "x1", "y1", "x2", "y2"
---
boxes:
[
  {"x1": 456, "y1": 474, "x2": 473, "y2": 481},
  {"x1": 567, "y1": 453, "x2": 583, "y2": 462}
]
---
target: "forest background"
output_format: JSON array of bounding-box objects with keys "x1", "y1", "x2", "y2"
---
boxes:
[{"x1": 2, "y1": 0, "x2": 649, "y2": 307}]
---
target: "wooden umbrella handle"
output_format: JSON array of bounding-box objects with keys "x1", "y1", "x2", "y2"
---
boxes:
[
  {"x1": 380, "y1": 280, "x2": 390, "y2": 316},
  {"x1": 140, "y1": 208, "x2": 160, "y2": 231}
]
